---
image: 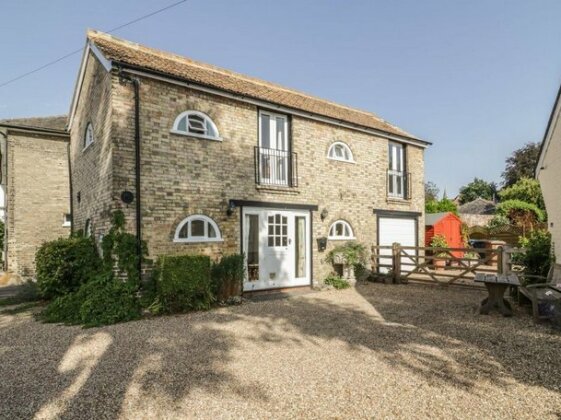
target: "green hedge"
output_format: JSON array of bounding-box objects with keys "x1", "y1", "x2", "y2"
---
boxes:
[
  {"x1": 35, "y1": 236, "x2": 102, "y2": 299},
  {"x1": 40, "y1": 273, "x2": 141, "y2": 327},
  {"x1": 211, "y1": 254, "x2": 244, "y2": 301},
  {"x1": 152, "y1": 255, "x2": 213, "y2": 313},
  {"x1": 496, "y1": 199, "x2": 545, "y2": 222}
]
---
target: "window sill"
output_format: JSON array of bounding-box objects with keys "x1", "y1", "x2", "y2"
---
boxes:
[
  {"x1": 173, "y1": 238, "x2": 224, "y2": 244},
  {"x1": 170, "y1": 130, "x2": 222, "y2": 142},
  {"x1": 256, "y1": 184, "x2": 300, "y2": 194},
  {"x1": 327, "y1": 157, "x2": 356, "y2": 164},
  {"x1": 386, "y1": 196, "x2": 411, "y2": 204},
  {"x1": 328, "y1": 237, "x2": 356, "y2": 241}
]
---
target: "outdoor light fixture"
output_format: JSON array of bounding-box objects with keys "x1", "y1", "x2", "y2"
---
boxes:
[
  {"x1": 317, "y1": 237, "x2": 328, "y2": 252},
  {"x1": 121, "y1": 190, "x2": 134, "y2": 204},
  {"x1": 320, "y1": 208, "x2": 329, "y2": 221},
  {"x1": 227, "y1": 200, "x2": 236, "y2": 216}
]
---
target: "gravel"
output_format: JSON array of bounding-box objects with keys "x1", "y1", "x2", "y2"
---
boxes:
[{"x1": 0, "y1": 283, "x2": 560, "y2": 419}]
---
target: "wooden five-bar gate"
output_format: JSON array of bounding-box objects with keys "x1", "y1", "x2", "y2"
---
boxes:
[{"x1": 371, "y1": 244, "x2": 522, "y2": 288}]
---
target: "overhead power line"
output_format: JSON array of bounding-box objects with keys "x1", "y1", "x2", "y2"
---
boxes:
[{"x1": 0, "y1": 0, "x2": 189, "y2": 89}]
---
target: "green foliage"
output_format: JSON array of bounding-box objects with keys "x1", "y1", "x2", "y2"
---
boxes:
[
  {"x1": 325, "y1": 241, "x2": 367, "y2": 267},
  {"x1": 78, "y1": 275, "x2": 141, "y2": 328},
  {"x1": 424, "y1": 181, "x2": 440, "y2": 201},
  {"x1": 40, "y1": 273, "x2": 141, "y2": 327},
  {"x1": 496, "y1": 199, "x2": 545, "y2": 227},
  {"x1": 425, "y1": 198, "x2": 458, "y2": 215},
  {"x1": 152, "y1": 255, "x2": 213, "y2": 314},
  {"x1": 324, "y1": 275, "x2": 351, "y2": 289},
  {"x1": 211, "y1": 254, "x2": 244, "y2": 300},
  {"x1": 430, "y1": 234, "x2": 448, "y2": 257},
  {"x1": 502, "y1": 142, "x2": 541, "y2": 187},
  {"x1": 518, "y1": 230, "x2": 554, "y2": 279},
  {"x1": 498, "y1": 178, "x2": 545, "y2": 210},
  {"x1": 101, "y1": 210, "x2": 148, "y2": 287},
  {"x1": 35, "y1": 236, "x2": 102, "y2": 299},
  {"x1": 459, "y1": 178, "x2": 498, "y2": 204},
  {"x1": 487, "y1": 214, "x2": 511, "y2": 232}
]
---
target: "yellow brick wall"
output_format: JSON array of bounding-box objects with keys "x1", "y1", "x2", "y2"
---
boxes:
[{"x1": 6, "y1": 132, "x2": 70, "y2": 277}]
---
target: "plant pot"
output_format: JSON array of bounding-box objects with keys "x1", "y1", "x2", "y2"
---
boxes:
[{"x1": 433, "y1": 258, "x2": 446, "y2": 271}]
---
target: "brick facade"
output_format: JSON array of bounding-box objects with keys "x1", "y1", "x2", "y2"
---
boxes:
[
  {"x1": 71, "y1": 55, "x2": 426, "y2": 284},
  {"x1": 1, "y1": 127, "x2": 70, "y2": 278}
]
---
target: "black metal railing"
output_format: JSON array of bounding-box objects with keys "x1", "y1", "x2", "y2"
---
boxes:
[
  {"x1": 387, "y1": 169, "x2": 411, "y2": 200},
  {"x1": 254, "y1": 147, "x2": 298, "y2": 187}
]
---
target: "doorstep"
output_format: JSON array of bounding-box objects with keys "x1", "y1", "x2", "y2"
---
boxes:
[{"x1": 244, "y1": 286, "x2": 316, "y2": 302}]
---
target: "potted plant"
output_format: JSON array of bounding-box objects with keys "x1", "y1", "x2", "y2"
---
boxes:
[
  {"x1": 430, "y1": 234, "x2": 449, "y2": 270},
  {"x1": 325, "y1": 241, "x2": 367, "y2": 284}
]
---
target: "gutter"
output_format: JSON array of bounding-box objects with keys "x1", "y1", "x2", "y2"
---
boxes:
[
  {"x1": 0, "y1": 123, "x2": 68, "y2": 138},
  {"x1": 118, "y1": 69, "x2": 143, "y2": 284}
]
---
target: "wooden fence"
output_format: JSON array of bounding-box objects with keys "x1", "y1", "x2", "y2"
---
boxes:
[{"x1": 371, "y1": 244, "x2": 524, "y2": 288}]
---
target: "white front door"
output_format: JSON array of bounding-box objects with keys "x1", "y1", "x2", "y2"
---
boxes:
[
  {"x1": 243, "y1": 208, "x2": 310, "y2": 291},
  {"x1": 378, "y1": 216, "x2": 417, "y2": 273}
]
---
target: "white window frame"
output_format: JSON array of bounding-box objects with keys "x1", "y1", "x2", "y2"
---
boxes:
[
  {"x1": 388, "y1": 142, "x2": 406, "y2": 199},
  {"x1": 173, "y1": 215, "x2": 223, "y2": 243},
  {"x1": 258, "y1": 110, "x2": 290, "y2": 185},
  {"x1": 327, "y1": 141, "x2": 355, "y2": 163},
  {"x1": 62, "y1": 213, "x2": 72, "y2": 227},
  {"x1": 328, "y1": 220, "x2": 355, "y2": 240},
  {"x1": 83, "y1": 123, "x2": 94, "y2": 150},
  {"x1": 170, "y1": 111, "x2": 222, "y2": 141}
]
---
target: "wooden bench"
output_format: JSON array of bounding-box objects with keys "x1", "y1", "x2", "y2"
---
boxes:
[{"x1": 518, "y1": 267, "x2": 561, "y2": 323}]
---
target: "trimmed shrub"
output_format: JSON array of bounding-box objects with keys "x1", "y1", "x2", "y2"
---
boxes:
[
  {"x1": 211, "y1": 254, "x2": 245, "y2": 301},
  {"x1": 496, "y1": 199, "x2": 545, "y2": 223},
  {"x1": 40, "y1": 273, "x2": 142, "y2": 327},
  {"x1": 35, "y1": 236, "x2": 102, "y2": 299},
  {"x1": 153, "y1": 255, "x2": 213, "y2": 313}
]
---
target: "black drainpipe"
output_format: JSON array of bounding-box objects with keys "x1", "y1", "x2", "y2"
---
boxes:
[
  {"x1": 67, "y1": 140, "x2": 74, "y2": 235},
  {"x1": 119, "y1": 69, "x2": 143, "y2": 284}
]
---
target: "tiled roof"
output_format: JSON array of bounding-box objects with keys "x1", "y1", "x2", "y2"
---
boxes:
[
  {"x1": 88, "y1": 30, "x2": 424, "y2": 142},
  {"x1": 458, "y1": 198, "x2": 496, "y2": 215},
  {"x1": 0, "y1": 115, "x2": 67, "y2": 132}
]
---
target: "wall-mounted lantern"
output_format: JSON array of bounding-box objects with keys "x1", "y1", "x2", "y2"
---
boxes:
[
  {"x1": 227, "y1": 200, "x2": 236, "y2": 216},
  {"x1": 317, "y1": 237, "x2": 327, "y2": 252},
  {"x1": 320, "y1": 208, "x2": 329, "y2": 221}
]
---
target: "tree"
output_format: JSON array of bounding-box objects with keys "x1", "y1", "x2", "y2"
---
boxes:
[
  {"x1": 425, "y1": 197, "x2": 458, "y2": 215},
  {"x1": 502, "y1": 142, "x2": 541, "y2": 187},
  {"x1": 424, "y1": 181, "x2": 439, "y2": 201},
  {"x1": 496, "y1": 199, "x2": 545, "y2": 236},
  {"x1": 458, "y1": 178, "x2": 498, "y2": 204},
  {"x1": 498, "y1": 177, "x2": 545, "y2": 210}
]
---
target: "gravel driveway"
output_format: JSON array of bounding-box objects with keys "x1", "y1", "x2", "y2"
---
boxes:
[{"x1": 1, "y1": 283, "x2": 560, "y2": 419}]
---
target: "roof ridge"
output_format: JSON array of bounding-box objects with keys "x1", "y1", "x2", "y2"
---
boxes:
[{"x1": 87, "y1": 30, "x2": 413, "y2": 137}]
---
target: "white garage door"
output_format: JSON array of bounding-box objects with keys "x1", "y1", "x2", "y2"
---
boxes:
[{"x1": 378, "y1": 217, "x2": 417, "y2": 273}]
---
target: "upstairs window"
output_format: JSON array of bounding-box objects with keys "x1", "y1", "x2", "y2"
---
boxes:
[
  {"x1": 388, "y1": 142, "x2": 407, "y2": 199},
  {"x1": 83, "y1": 123, "x2": 94, "y2": 149},
  {"x1": 171, "y1": 111, "x2": 221, "y2": 140},
  {"x1": 328, "y1": 220, "x2": 355, "y2": 240},
  {"x1": 174, "y1": 215, "x2": 222, "y2": 243},
  {"x1": 327, "y1": 142, "x2": 354, "y2": 163}
]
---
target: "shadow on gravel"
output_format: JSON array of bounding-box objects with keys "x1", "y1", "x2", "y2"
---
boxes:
[
  {"x1": 0, "y1": 312, "x2": 267, "y2": 419},
  {"x1": 1, "y1": 282, "x2": 559, "y2": 419}
]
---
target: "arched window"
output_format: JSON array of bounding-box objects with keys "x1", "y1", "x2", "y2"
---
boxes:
[
  {"x1": 84, "y1": 123, "x2": 94, "y2": 149},
  {"x1": 327, "y1": 142, "x2": 354, "y2": 163},
  {"x1": 171, "y1": 111, "x2": 221, "y2": 140},
  {"x1": 174, "y1": 215, "x2": 223, "y2": 243},
  {"x1": 328, "y1": 220, "x2": 355, "y2": 240}
]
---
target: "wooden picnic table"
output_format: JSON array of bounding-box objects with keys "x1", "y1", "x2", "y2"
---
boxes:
[{"x1": 475, "y1": 273, "x2": 520, "y2": 317}]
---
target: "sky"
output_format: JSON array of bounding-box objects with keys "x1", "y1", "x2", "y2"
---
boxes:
[{"x1": 1, "y1": 0, "x2": 561, "y2": 196}]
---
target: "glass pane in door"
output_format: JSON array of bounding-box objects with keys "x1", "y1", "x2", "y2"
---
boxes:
[
  {"x1": 295, "y1": 216, "x2": 306, "y2": 278},
  {"x1": 246, "y1": 214, "x2": 259, "y2": 281}
]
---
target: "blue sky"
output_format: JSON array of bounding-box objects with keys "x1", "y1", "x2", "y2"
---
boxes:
[{"x1": 1, "y1": 0, "x2": 561, "y2": 196}]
